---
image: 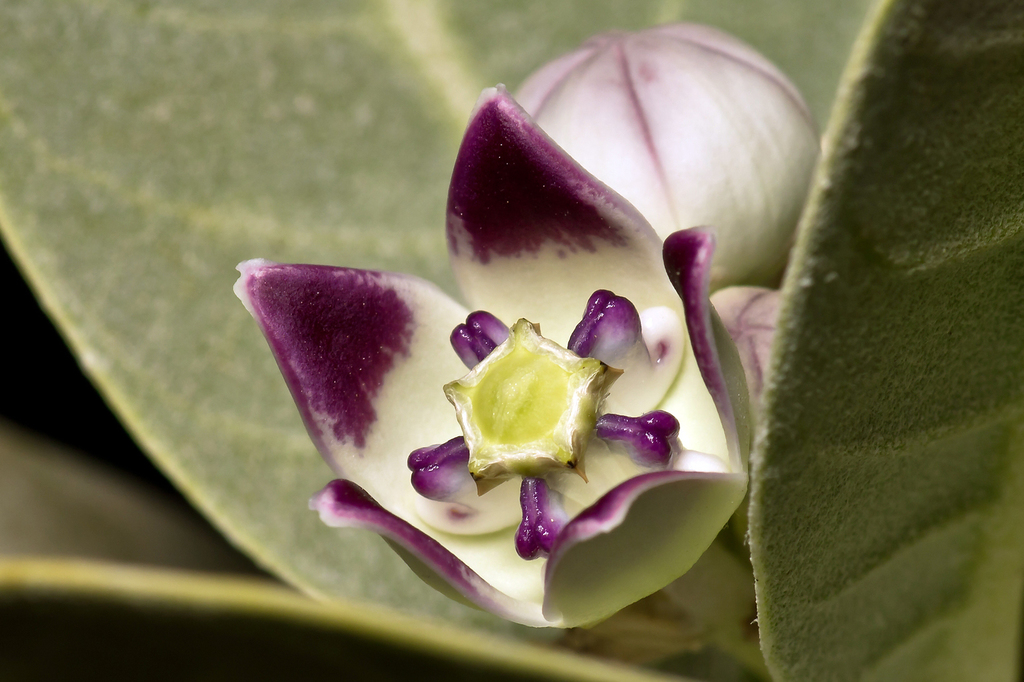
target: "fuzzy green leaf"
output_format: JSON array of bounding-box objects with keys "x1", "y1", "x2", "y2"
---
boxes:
[{"x1": 750, "y1": 1, "x2": 1024, "y2": 680}]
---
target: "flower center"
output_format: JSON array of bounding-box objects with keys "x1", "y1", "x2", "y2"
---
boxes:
[
  {"x1": 444, "y1": 319, "x2": 620, "y2": 491},
  {"x1": 407, "y1": 292, "x2": 686, "y2": 546},
  {"x1": 473, "y1": 344, "x2": 568, "y2": 445}
]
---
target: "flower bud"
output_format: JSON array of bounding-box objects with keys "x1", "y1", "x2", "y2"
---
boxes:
[{"x1": 516, "y1": 23, "x2": 820, "y2": 289}]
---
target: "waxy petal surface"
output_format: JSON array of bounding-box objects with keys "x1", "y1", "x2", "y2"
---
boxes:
[
  {"x1": 542, "y1": 469, "x2": 747, "y2": 626},
  {"x1": 538, "y1": 228, "x2": 751, "y2": 627},
  {"x1": 237, "y1": 260, "x2": 548, "y2": 602},
  {"x1": 235, "y1": 260, "x2": 468, "y2": 512},
  {"x1": 447, "y1": 87, "x2": 684, "y2": 347}
]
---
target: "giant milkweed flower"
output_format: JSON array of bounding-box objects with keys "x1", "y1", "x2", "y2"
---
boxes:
[{"x1": 234, "y1": 44, "x2": 817, "y2": 623}]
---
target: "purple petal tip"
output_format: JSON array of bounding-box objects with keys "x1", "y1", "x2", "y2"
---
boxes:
[
  {"x1": 239, "y1": 263, "x2": 415, "y2": 451},
  {"x1": 311, "y1": 478, "x2": 549, "y2": 627},
  {"x1": 663, "y1": 227, "x2": 739, "y2": 460},
  {"x1": 447, "y1": 89, "x2": 629, "y2": 264}
]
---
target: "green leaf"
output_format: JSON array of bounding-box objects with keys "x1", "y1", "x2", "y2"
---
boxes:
[
  {"x1": 0, "y1": 0, "x2": 870, "y2": 632},
  {"x1": 0, "y1": 418, "x2": 253, "y2": 572},
  {"x1": 749, "y1": 1, "x2": 1024, "y2": 681},
  {"x1": 0, "y1": 558, "x2": 684, "y2": 681}
]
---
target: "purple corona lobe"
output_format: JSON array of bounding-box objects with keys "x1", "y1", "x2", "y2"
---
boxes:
[
  {"x1": 447, "y1": 89, "x2": 628, "y2": 264},
  {"x1": 450, "y1": 310, "x2": 509, "y2": 368},
  {"x1": 408, "y1": 437, "x2": 472, "y2": 501},
  {"x1": 568, "y1": 290, "x2": 644, "y2": 361},
  {"x1": 515, "y1": 478, "x2": 567, "y2": 560},
  {"x1": 596, "y1": 411, "x2": 680, "y2": 468},
  {"x1": 243, "y1": 264, "x2": 414, "y2": 450}
]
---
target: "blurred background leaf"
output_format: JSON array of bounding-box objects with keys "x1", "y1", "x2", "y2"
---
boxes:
[
  {"x1": 749, "y1": 1, "x2": 1024, "y2": 680},
  {"x1": 0, "y1": 559, "x2": 684, "y2": 682},
  {"x1": 0, "y1": 418, "x2": 255, "y2": 571}
]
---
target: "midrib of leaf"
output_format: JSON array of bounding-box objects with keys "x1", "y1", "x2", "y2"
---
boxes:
[
  {"x1": 0, "y1": 32, "x2": 447, "y2": 264},
  {"x1": 56, "y1": 0, "x2": 379, "y2": 39},
  {"x1": 0, "y1": 88, "x2": 442, "y2": 387},
  {"x1": 381, "y1": 0, "x2": 482, "y2": 138},
  {"x1": 68, "y1": 0, "x2": 482, "y2": 141}
]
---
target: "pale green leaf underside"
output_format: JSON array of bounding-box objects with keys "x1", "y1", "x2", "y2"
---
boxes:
[
  {"x1": 0, "y1": 0, "x2": 869, "y2": 633},
  {"x1": 750, "y1": 1, "x2": 1024, "y2": 681},
  {"x1": 0, "y1": 559, "x2": 682, "y2": 682}
]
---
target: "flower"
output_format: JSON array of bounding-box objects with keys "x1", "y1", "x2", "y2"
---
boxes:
[
  {"x1": 234, "y1": 86, "x2": 753, "y2": 628},
  {"x1": 516, "y1": 23, "x2": 820, "y2": 289}
]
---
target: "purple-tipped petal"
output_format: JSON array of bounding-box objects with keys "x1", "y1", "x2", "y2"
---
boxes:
[
  {"x1": 448, "y1": 89, "x2": 629, "y2": 265},
  {"x1": 661, "y1": 229, "x2": 752, "y2": 472},
  {"x1": 450, "y1": 311, "x2": 509, "y2": 368},
  {"x1": 311, "y1": 480, "x2": 548, "y2": 626},
  {"x1": 515, "y1": 478, "x2": 568, "y2": 560},
  {"x1": 446, "y1": 86, "x2": 683, "y2": 345},
  {"x1": 236, "y1": 262, "x2": 412, "y2": 452},
  {"x1": 596, "y1": 411, "x2": 680, "y2": 469},
  {"x1": 408, "y1": 437, "x2": 472, "y2": 501},
  {"x1": 710, "y1": 286, "x2": 780, "y2": 409},
  {"x1": 235, "y1": 260, "x2": 468, "y2": 508},
  {"x1": 542, "y1": 469, "x2": 747, "y2": 626},
  {"x1": 568, "y1": 290, "x2": 644, "y2": 363}
]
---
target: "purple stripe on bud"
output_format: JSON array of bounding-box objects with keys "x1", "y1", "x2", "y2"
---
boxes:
[
  {"x1": 408, "y1": 437, "x2": 472, "y2": 501},
  {"x1": 450, "y1": 311, "x2": 509, "y2": 368},
  {"x1": 515, "y1": 478, "x2": 567, "y2": 560},
  {"x1": 596, "y1": 411, "x2": 680, "y2": 469},
  {"x1": 568, "y1": 290, "x2": 644, "y2": 363}
]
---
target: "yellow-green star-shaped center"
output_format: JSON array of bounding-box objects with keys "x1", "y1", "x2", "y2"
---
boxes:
[{"x1": 444, "y1": 319, "x2": 621, "y2": 492}]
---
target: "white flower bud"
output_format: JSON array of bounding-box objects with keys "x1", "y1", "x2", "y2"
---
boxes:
[{"x1": 516, "y1": 23, "x2": 820, "y2": 289}]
